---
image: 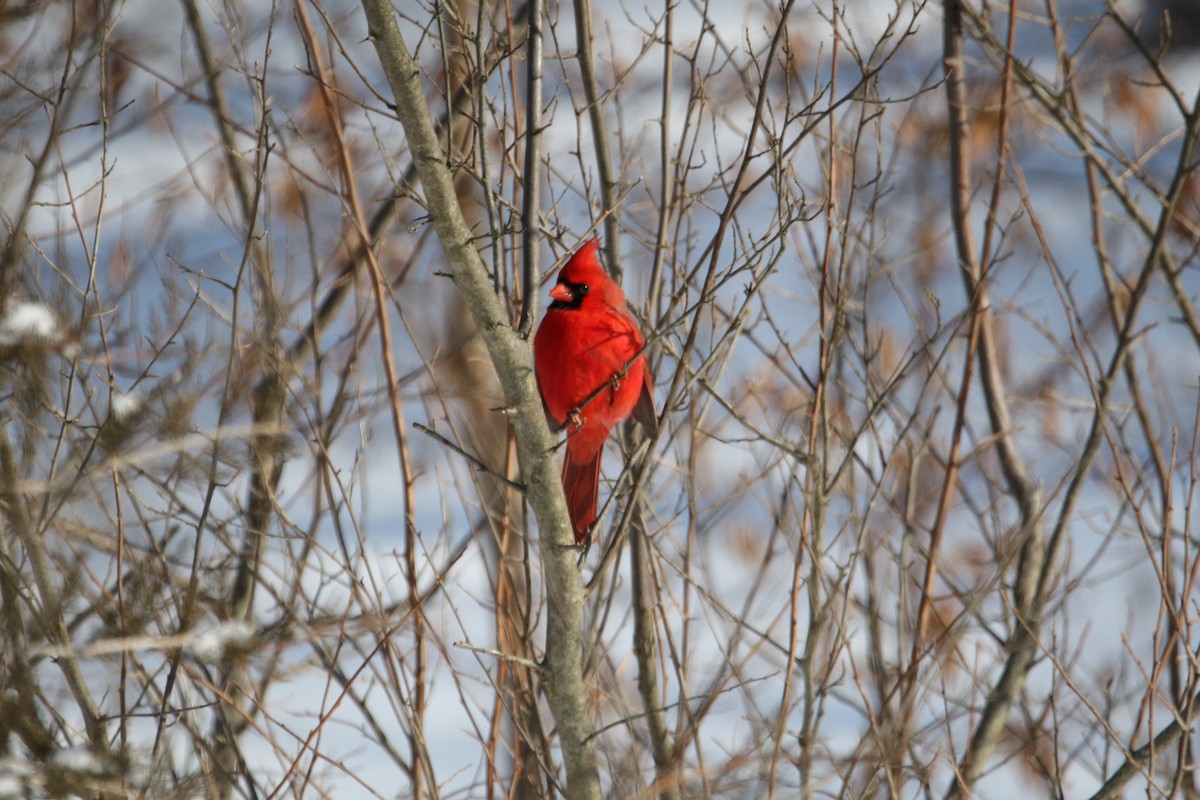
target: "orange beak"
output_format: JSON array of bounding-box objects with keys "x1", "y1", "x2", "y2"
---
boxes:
[{"x1": 550, "y1": 283, "x2": 574, "y2": 303}]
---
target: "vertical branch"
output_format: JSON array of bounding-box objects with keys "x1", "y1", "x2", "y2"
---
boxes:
[
  {"x1": 0, "y1": 425, "x2": 107, "y2": 752},
  {"x1": 631, "y1": 522, "x2": 677, "y2": 800},
  {"x1": 573, "y1": 0, "x2": 622, "y2": 278},
  {"x1": 507, "y1": 6, "x2": 556, "y2": 783},
  {"x1": 783, "y1": 6, "x2": 833, "y2": 798},
  {"x1": 896, "y1": 0, "x2": 1022, "y2": 778},
  {"x1": 895, "y1": 261, "x2": 982, "y2": 771},
  {"x1": 939, "y1": 2, "x2": 1042, "y2": 794},
  {"x1": 476, "y1": 0, "x2": 504, "y2": 293},
  {"x1": 180, "y1": 1, "x2": 284, "y2": 794},
  {"x1": 518, "y1": 0, "x2": 543, "y2": 336},
  {"x1": 943, "y1": 1, "x2": 1038, "y2": 616},
  {"x1": 293, "y1": 3, "x2": 430, "y2": 796},
  {"x1": 646, "y1": 0, "x2": 673, "y2": 317}
]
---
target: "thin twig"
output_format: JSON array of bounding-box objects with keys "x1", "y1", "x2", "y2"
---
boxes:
[
  {"x1": 454, "y1": 640, "x2": 545, "y2": 672},
  {"x1": 414, "y1": 422, "x2": 527, "y2": 491}
]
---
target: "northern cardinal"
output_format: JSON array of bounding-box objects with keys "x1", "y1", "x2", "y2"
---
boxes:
[{"x1": 533, "y1": 239, "x2": 657, "y2": 545}]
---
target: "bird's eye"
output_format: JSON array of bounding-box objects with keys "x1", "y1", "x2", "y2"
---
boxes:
[{"x1": 578, "y1": 284, "x2": 589, "y2": 295}]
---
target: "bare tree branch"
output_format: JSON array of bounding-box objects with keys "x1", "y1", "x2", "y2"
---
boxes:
[{"x1": 359, "y1": 1, "x2": 601, "y2": 796}]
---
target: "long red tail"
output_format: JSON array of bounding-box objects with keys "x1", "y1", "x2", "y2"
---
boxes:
[{"x1": 562, "y1": 446, "x2": 602, "y2": 544}]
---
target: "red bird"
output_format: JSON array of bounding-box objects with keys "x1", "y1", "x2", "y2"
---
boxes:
[{"x1": 533, "y1": 239, "x2": 657, "y2": 545}]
